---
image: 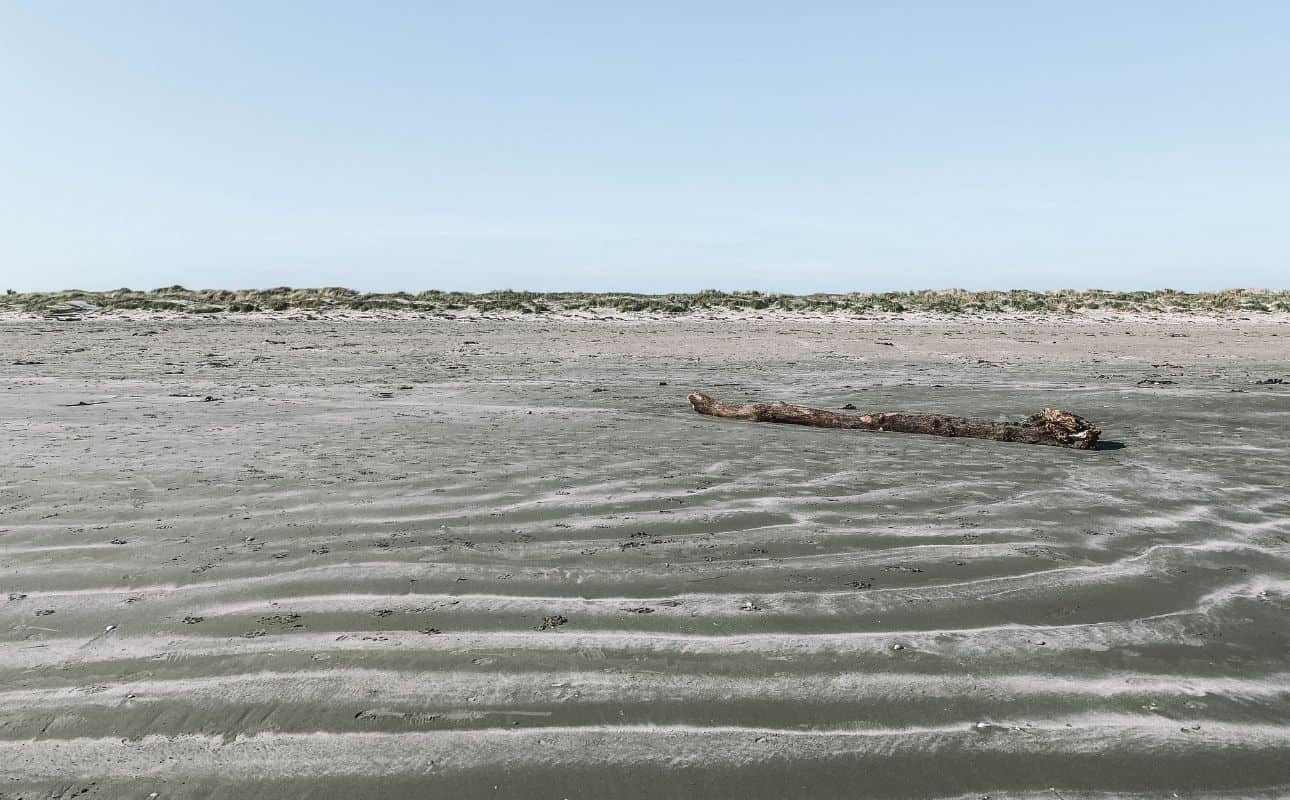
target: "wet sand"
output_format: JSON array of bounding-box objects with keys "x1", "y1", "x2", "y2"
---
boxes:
[{"x1": 2, "y1": 313, "x2": 1289, "y2": 798}]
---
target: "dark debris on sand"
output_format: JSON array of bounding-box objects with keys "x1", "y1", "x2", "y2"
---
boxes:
[{"x1": 536, "y1": 614, "x2": 569, "y2": 630}]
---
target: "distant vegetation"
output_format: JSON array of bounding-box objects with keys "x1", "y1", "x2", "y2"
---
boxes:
[{"x1": 5, "y1": 287, "x2": 1290, "y2": 316}]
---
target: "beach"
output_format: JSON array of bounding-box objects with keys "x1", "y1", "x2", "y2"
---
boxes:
[{"x1": 3, "y1": 311, "x2": 1289, "y2": 798}]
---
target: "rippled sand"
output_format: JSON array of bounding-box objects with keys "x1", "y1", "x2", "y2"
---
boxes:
[{"x1": 3, "y1": 314, "x2": 1288, "y2": 798}]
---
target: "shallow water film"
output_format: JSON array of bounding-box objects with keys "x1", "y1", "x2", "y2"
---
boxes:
[{"x1": 3, "y1": 315, "x2": 1289, "y2": 798}]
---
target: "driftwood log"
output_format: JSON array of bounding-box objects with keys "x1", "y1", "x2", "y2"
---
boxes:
[{"x1": 688, "y1": 393, "x2": 1100, "y2": 449}]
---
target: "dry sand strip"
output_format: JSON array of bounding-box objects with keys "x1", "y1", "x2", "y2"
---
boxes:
[
  {"x1": 4, "y1": 723, "x2": 1290, "y2": 796},
  {"x1": 3, "y1": 668, "x2": 1288, "y2": 734},
  {"x1": 3, "y1": 722, "x2": 1290, "y2": 777},
  {"x1": 5, "y1": 668, "x2": 1288, "y2": 711},
  {"x1": 2, "y1": 314, "x2": 1289, "y2": 798}
]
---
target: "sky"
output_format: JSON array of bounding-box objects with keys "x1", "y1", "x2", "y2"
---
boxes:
[{"x1": 2, "y1": 2, "x2": 1288, "y2": 293}]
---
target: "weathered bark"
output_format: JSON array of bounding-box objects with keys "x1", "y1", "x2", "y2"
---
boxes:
[{"x1": 688, "y1": 393, "x2": 1100, "y2": 449}]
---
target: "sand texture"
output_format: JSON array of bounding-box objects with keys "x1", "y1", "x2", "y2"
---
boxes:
[{"x1": 2, "y1": 313, "x2": 1289, "y2": 798}]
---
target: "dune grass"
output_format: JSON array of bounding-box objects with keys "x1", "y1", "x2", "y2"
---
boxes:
[{"x1": 4, "y1": 286, "x2": 1290, "y2": 316}]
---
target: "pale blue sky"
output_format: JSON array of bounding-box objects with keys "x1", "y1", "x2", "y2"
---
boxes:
[{"x1": 2, "y1": 2, "x2": 1288, "y2": 292}]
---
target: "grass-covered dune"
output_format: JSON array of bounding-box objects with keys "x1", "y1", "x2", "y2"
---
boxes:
[{"x1": 4, "y1": 286, "x2": 1290, "y2": 316}]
